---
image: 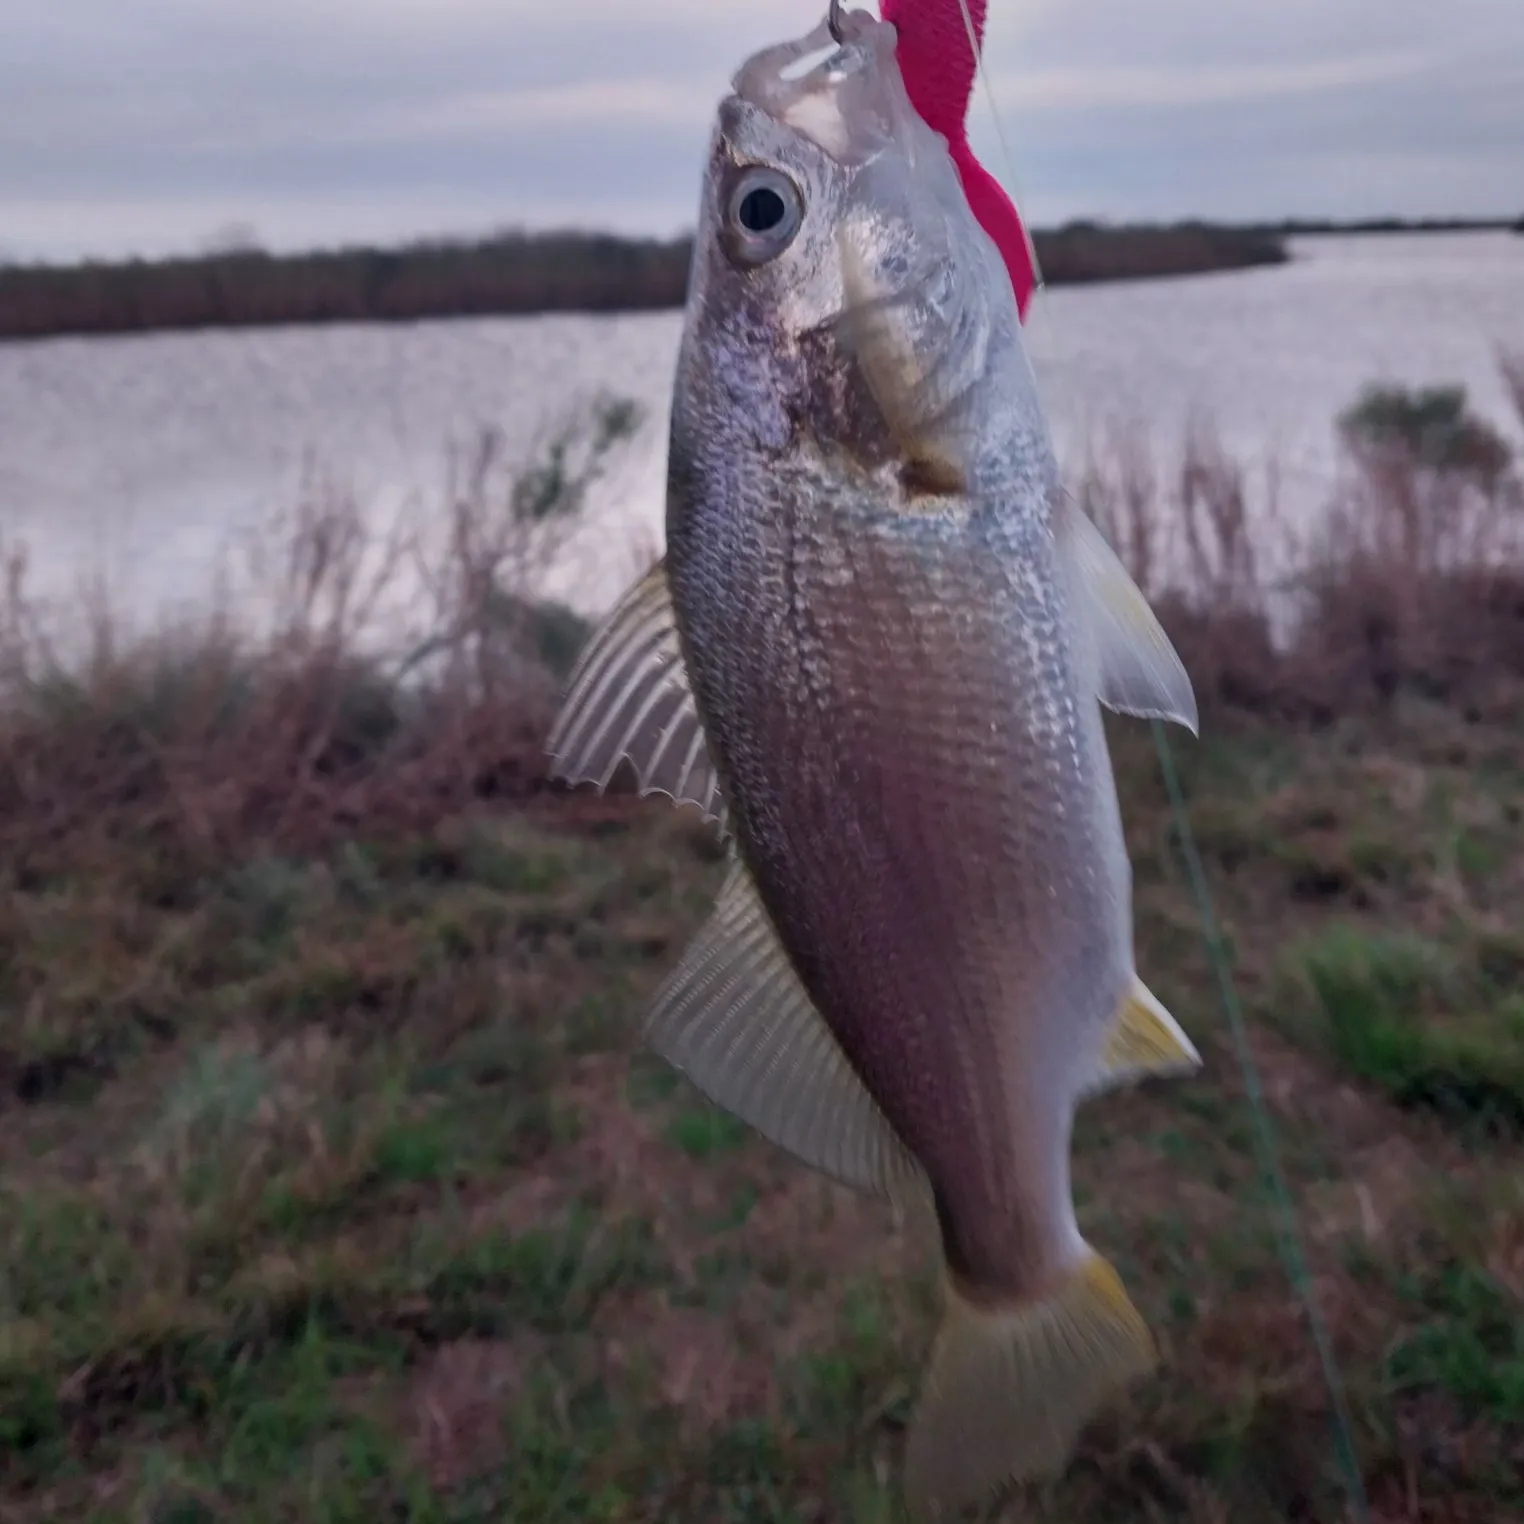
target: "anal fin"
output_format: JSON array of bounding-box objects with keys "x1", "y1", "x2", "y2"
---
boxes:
[
  {"x1": 645, "y1": 861, "x2": 923, "y2": 1205},
  {"x1": 1080, "y1": 975, "x2": 1203, "y2": 1102}
]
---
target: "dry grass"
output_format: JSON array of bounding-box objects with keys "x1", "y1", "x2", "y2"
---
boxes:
[
  {"x1": 1077, "y1": 356, "x2": 1524, "y2": 721},
  {"x1": 0, "y1": 395, "x2": 646, "y2": 877},
  {"x1": 1, "y1": 368, "x2": 1523, "y2": 1522}
]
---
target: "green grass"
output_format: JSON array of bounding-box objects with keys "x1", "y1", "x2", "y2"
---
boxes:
[
  {"x1": 665, "y1": 1100, "x2": 752, "y2": 1160},
  {"x1": 1293, "y1": 926, "x2": 1524, "y2": 1134},
  {"x1": 3, "y1": 705, "x2": 1523, "y2": 1522},
  {"x1": 1390, "y1": 1260, "x2": 1524, "y2": 1426}
]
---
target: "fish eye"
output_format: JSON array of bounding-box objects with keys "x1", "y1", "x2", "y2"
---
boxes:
[{"x1": 725, "y1": 166, "x2": 803, "y2": 266}]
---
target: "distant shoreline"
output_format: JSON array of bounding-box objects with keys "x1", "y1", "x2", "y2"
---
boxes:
[
  {"x1": 1, "y1": 223, "x2": 1286, "y2": 343},
  {"x1": 1253, "y1": 215, "x2": 1522, "y2": 236},
  {"x1": 0, "y1": 216, "x2": 1516, "y2": 344}
]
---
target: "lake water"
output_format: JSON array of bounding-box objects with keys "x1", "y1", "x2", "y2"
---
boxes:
[{"x1": 2, "y1": 232, "x2": 1521, "y2": 634}]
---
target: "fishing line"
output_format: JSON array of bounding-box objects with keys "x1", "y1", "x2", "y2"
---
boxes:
[
  {"x1": 947, "y1": 0, "x2": 1045, "y2": 297},
  {"x1": 1149, "y1": 721, "x2": 1372, "y2": 1522},
  {"x1": 941, "y1": 1, "x2": 1372, "y2": 1516}
]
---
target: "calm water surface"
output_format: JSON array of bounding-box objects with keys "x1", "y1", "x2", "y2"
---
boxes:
[{"x1": 2, "y1": 233, "x2": 1520, "y2": 629}]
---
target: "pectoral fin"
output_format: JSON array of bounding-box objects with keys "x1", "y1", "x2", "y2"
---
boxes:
[
  {"x1": 1080, "y1": 975, "x2": 1203, "y2": 1101},
  {"x1": 646, "y1": 861, "x2": 924, "y2": 1205},
  {"x1": 545, "y1": 562, "x2": 726, "y2": 829},
  {"x1": 1057, "y1": 497, "x2": 1199, "y2": 735}
]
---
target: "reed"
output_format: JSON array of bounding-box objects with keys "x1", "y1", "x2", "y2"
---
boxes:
[{"x1": 1077, "y1": 357, "x2": 1524, "y2": 720}]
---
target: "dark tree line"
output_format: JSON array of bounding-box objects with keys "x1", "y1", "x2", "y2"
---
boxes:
[{"x1": 0, "y1": 222, "x2": 1296, "y2": 342}]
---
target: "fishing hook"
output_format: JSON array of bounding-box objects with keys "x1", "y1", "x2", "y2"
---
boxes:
[{"x1": 827, "y1": 0, "x2": 846, "y2": 43}]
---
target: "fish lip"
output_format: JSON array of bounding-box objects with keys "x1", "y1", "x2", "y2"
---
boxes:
[
  {"x1": 729, "y1": 10, "x2": 876, "y2": 102},
  {"x1": 726, "y1": 10, "x2": 900, "y2": 155}
]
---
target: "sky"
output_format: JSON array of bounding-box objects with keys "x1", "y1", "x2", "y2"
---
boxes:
[{"x1": 3, "y1": 0, "x2": 1523, "y2": 263}]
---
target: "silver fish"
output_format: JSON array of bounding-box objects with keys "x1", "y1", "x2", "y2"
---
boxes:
[{"x1": 548, "y1": 9, "x2": 1201, "y2": 1518}]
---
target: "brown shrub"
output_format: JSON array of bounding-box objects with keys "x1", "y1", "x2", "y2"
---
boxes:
[
  {"x1": 1, "y1": 355, "x2": 1519, "y2": 879},
  {"x1": 1079, "y1": 354, "x2": 1524, "y2": 723},
  {"x1": 0, "y1": 397, "x2": 641, "y2": 873}
]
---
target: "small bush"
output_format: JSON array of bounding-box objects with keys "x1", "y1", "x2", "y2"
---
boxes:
[
  {"x1": 0, "y1": 396, "x2": 638, "y2": 871},
  {"x1": 1340, "y1": 384, "x2": 1513, "y2": 487},
  {"x1": 1080, "y1": 357, "x2": 1524, "y2": 721}
]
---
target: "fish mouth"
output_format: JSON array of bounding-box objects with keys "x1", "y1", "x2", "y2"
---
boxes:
[{"x1": 727, "y1": 9, "x2": 904, "y2": 167}]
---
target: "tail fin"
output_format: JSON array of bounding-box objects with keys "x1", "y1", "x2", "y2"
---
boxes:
[{"x1": 902, "y1": 1252, "x2": 1157, "y2": 1520}]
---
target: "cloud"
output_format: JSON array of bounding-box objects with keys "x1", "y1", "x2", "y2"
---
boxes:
[
  {"x1": 992, "y1": 50, "x2": 1434, "y2": 113},
  {"x1": 2, "y1": 0, "x2": 1521, "y2": 260}
]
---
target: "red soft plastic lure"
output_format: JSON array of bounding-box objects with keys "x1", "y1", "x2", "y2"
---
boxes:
[{"x1": 878, "y1": 0, "x2": 1037, "y2": 321}]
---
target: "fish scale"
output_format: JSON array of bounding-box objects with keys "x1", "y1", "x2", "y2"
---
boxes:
[
  {"x1": 672, "y1": 485, "x2": 1122, "y2": 1290},
  {"x1": 546, "y1": 10, "x2": 1201, "y2": 1519}
]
